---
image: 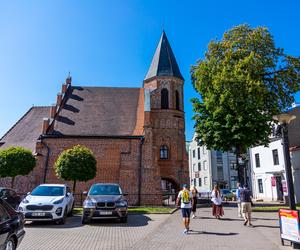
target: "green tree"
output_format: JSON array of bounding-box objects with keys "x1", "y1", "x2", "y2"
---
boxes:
[
  {"x1": 55, "y1": 145, "x2": 97, "y2": 192},
  {"x1": 191, "y1": 24, "x2": 300, "y2": 184},
  {"x1": 0, "y1": 146, "x2": 36, "y2": 188}
]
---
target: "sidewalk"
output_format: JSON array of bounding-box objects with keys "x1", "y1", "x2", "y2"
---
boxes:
[{"x1": 131, "y1": 207, "x2": 288, "y2": 250}]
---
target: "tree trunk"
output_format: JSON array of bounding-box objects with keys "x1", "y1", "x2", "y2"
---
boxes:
[
  {"x1": 73, "y1": 180, "x2": 76, "y2": 193},
  {"x1": 11, "y1": 176, "x2": 15, "y2": 188},
  {"x1": 236, "y1": 145, "x2": 245, "y2": 186}
]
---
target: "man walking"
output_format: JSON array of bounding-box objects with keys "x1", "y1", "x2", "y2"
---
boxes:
[
  {"x1": 236, "y1": 182, "x2": 243, "y2": 218},
  {"x1": 176, "y1": 184, "x2": 193, "y2": 234},
  {"x1": 240, "y1": 185, "x2": 253, "y2": 227}
]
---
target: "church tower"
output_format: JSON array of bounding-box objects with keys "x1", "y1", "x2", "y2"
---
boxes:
[{"x1": 141, "y1": 31, "x2": 189, "y2": 204}]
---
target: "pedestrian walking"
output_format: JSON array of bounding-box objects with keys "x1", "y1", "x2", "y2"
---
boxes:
[
  {"x1": 236, "y1": 182, "x2": 243, "y2": 218},
  {"x1": 211, "y1": 185, "x2": 224, "y2": 219},
  {"x1": 190, "y1": 185, "x2": 198, "y2": 218},
  {"x1": 176, "y1": 184, "x2": 193, "y2": 234},
  {"x1": 240, "y1": 185, "x2": 253, "y2": 227}
]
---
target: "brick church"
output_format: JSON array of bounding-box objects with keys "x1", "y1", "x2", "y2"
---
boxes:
[{"x1": 0, "y1": 31, "x2": 189, "y2": 205}]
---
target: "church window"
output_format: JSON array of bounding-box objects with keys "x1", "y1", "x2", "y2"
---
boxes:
[
  {"x1": 160, "y1": 145, "x2": 169, "y2": 159},
  {"x1": 175, "y1": 90, "x2": 180, "y2": 110},
  {"x1": 161, "y1": 88, "x2": 169, "y2": 109}
]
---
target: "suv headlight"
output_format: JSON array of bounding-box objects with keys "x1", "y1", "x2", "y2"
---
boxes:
[
  {"x1": 53, "y1": 198, "x2": 64, "y2": 204},
  {"x1": 22, "y1": 198, "x2": 29, "y2": 204},
  {"x1": 116, "y1": 200, "x2": 127, "y2": 207},
  {"x1": 83, "y1": 199, "x2": 96, "y2": 208}
]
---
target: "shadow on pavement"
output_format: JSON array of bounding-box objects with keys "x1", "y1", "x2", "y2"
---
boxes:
[
  {"x1": 198, "y1": 216, "x2": 243, "y2": 222},
  {"x1": 253, "y1": 224, "x2": 279, "y2": 229},
  {"x1": 252, "y1": 217, "x2": 278, "y2": 221},
  {"x1": 89, "y1": 214, "x2": 152, "y2": 227},
  {"x1": 188, "y1": 230, "x2": 239, "y2": 236},
  {"x1": 25, "y1": 215, "x2": 84, "y2": 229}
]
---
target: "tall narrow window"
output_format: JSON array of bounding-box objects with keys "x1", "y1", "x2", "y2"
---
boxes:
[
  {"x1": 255, "y1": 153, "x2": 260, "y2": 168},
  {"x1": 161, "y1": 88, "x2": 169, "y2": 109},
  {"x1": 160, "y1": 145, "x2": 169, "y2": 159},
  {"x1": 197, "y1": 147, "x2": 200, "y2": 160},
  {"x1": 175, "y1": 90, "x2": 180, "y2": 110},
  {"x1": 258, "y1": 179, "x2": 263, "y2": 193},
  {"x1": 272, "y1": 149, "x2": 279, "y2": 165}
]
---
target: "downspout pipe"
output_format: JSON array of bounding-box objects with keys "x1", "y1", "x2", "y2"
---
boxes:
[
  {"x1": 138, "y1": 137, "x2": 144, "y2": 206},
  {"x1": 41, "y1": 139, "x2": 50, "y2": 183}
]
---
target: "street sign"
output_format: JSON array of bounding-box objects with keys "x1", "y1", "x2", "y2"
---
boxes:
[{"x1": 279, "y1": 209, "x2": 300, "y2": 244}]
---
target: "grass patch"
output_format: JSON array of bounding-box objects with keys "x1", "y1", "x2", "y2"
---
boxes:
[
  {"x1": 73, "y1": 206, "x2": 176, "y2": 215},
  {"x1": 252, "y1": 206, "x2": 300, "y2": 212}
]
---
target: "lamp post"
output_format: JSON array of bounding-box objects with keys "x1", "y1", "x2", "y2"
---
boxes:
[{"x1": 273, "y1": 113, "x2": 296, "y2": 210}]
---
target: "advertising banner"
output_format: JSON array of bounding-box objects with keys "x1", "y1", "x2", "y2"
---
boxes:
[{"x1": 279, "y1": 209, "x2": 300, "y2": 243}]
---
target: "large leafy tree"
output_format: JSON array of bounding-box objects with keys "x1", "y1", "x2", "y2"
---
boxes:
[
  {"x1": 55, "y1": 145, "x2": 97, "y2": 192},
  {"x1": 191, "y1": 24, "x2": 300, "y2": 184},
  {"x1": 0, "y1": 146, "x2": 36, "y2": 188}
]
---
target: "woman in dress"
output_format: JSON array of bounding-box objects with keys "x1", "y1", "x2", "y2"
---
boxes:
[
  {"x1": 211, "y1": 185, "x2": 224, "y2": 219},
  {"x1": 190, "y1": 185, "x2": 198, "y2": 218}
]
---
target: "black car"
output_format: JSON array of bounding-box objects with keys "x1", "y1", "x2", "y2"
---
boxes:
[
  {"x1": 0, "y1": 189, "x2": 21, "y2": 210},
  {"x1": 0, "y1": 198, "x2": 25, "y2": 250}
]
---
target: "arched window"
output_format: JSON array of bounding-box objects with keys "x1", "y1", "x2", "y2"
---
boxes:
[
  {"x1": 175, "y1": 90, "x2": 180, "y2": 110},
  {"x1": 161, "y1": 88, "x2": 169, "y2": 109},
  {"x1": 160, "y1": 145, "x2": 169, "y2": 159}
]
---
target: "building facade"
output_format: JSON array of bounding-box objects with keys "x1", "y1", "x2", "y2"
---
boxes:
[
  {"x1": 0, "y1": 31, "x2": 189, "y2": 205},
  {"x1": 188, "y1": 133, "x2": 248, "y2": 193}
]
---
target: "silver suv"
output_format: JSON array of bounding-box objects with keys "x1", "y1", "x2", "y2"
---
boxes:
[{"x1": 82, "y1": 183, "x2": 128, "y2": 224}]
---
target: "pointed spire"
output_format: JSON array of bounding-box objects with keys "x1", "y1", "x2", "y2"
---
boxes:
[{"x1": 144, "y1": 31, "x2": 183, "y2": 81}]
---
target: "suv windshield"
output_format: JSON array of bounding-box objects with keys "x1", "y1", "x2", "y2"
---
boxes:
[
  {"x1": 31, "y1": 186, "x2": 64, "y2": 196},
  {"x1": 89, "y1": 184, "x2": 122, "y2": 195}
]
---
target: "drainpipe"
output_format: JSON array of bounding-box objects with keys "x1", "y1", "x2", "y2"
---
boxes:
[
  {"x1": 41, "y1": 139, "x2": 50, "y2": 183},
  {"x1": 138, "y1": 137, "x2": 144, "y2": 206}
]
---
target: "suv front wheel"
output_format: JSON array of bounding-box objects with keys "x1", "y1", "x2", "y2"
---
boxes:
[{"x1": 120, "y1": 216, "x2": 127, "y2": 223}]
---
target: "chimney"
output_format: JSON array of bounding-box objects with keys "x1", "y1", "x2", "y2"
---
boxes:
[
  {"x1": 61, "y1": 83, "x2": 67, "y2": 94},
  {"x1": 50, "y1": 104, "x2": 56, "y2": 119},
  {"x1": 42, "y1": 118, "x2": 50, "y2": 134},
  {"x1": 56, "y1": 93, "x2": 62, "y2": 107}
]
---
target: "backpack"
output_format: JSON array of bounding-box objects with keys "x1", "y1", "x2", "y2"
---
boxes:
[{"x1": 182, "y1": 190, "x2": 190, "y2": 204}]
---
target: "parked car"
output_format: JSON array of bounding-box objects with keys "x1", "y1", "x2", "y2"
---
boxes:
[
  {"x1": 0, "y1": 188, "x2": 21, "y2": 210},
  {"x1": 18, "y1": 184, "x2": 74, "y2": 224},
  {"x1": 82, "y1": 183, "x2": 128, "y2": 224},
  {"x1": 220, "y1": 189, "x2": 234, "y2": 200},
  {"x1": 0, "y1": 198, "x2": 25, "y2": 250}
]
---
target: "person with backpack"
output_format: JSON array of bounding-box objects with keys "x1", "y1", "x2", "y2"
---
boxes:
[
  {"x1": 190, "y1": 185, "x2": 199, "y2": 218},
  {"x1": 176, "y1": 184, "x2": 193, "y2": 234}
]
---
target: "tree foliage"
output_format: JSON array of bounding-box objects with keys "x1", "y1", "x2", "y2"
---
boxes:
[
  {"x1": 191, "y1": 24, "x2": 300, "y2": 155},
  {"x1": 0, "y1": 146, "x2": 36, "y2": 188},
  {"x1": 55, "y1": 145, "x2": 97, "y2": 192}
]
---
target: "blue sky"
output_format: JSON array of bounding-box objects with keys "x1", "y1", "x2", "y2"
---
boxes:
[{"x1": 0, "y1": 0, "x2": 300, "y2": 141}]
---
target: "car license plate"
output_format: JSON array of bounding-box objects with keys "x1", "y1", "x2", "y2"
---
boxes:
[
  {"x1": 32, "y1": 212, "x2": 45, "y2": 216},
  {"x1": 100, "y1": 211, "x2": 112, "y2": 215}
]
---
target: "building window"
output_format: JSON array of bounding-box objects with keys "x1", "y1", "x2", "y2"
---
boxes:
[
  {"x1": 175, "y1": 90, "x2": 180, "y2": 110},
  {"x1": 204, "y1": 177, "x2": 208, "y2": 185},
  {"x1": 272, "y1": 149, "x2": 279, "y2": 165},
  {"x1": 258, "y1": 179, "x2": 263, "y2": 193},
  {"x1": 230, "y1": 160, "x2": 236, "y2": 170},
  {"x1": 193, "y1": 164, "x2": 197, "y2": 172},
  {"x1": 198, "y1": 162, "x2": 201, "y2": 171},
  {"x1": 192, "y1": 150, "x2": 195, "y2": 158},
  {"x1": 217, "y1": 165, "x2": 224, "y2": 180},
  {"x1": 199, "y1": 178, "x2": 202, "y2": 187},
  {"x1": 203, "y1": 161, "x2": 207, "y2": 170},
  {"x1": 193, "y1": 179, "x2": 196, "y2": 186},
  {"x1": 197, "y1": 147, "x2": 200, "y2": 160},
  {"x1": 160, "y1": 145, "x2": 168, "y2": 159},
  {"x1": 255, "y1": 153, "x2": 260, "y2": 168},
  {"x1": 161, "y1": 88, "x2": 169, "y2": 109}
]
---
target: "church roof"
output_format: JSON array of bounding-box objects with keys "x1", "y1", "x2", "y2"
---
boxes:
[
  {"x1": 144, "y1": 31, "x2": 183, "y2": 81},
  {"x1": 50, "y1": 86, "x2": 145, "y2": 137},
  {"x1": 0, "y1": 106, "x2": 50, "y2": 151}
]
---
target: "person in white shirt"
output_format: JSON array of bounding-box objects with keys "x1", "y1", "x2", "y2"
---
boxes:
[
  {"x1": 176, "y1": 184, "x2": 193, "y2": 234},
  {"x1": 211, "y1": 185, "x2": 224, "y2": 219}
]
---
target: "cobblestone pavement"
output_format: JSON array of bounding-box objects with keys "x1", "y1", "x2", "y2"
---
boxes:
[{"x1": 19, "y1": 207, "x2": 288, "y2": 250}]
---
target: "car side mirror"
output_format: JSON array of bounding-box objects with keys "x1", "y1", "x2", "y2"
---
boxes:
[
  {"x1": 66, "y1": 192, "x2": 71, "y2": 197},
  {"x1": 83, "y1": 191, "x2": 88, "y2": 196}
]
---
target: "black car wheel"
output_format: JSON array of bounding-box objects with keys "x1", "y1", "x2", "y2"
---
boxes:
[
  {"x1": 5, "y1": 237, "x2": 16, "y2": 250},
  {"x1": 120, "y1": 216, "x2": 127, "y2": 223},
  {"x1": 57, "y1": 208, "x2": 67, "y2": 225}
]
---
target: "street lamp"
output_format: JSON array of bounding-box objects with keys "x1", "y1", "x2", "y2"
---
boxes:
[{"x1": 273, "y1": 113, "x2": 296, "y2": 210}]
